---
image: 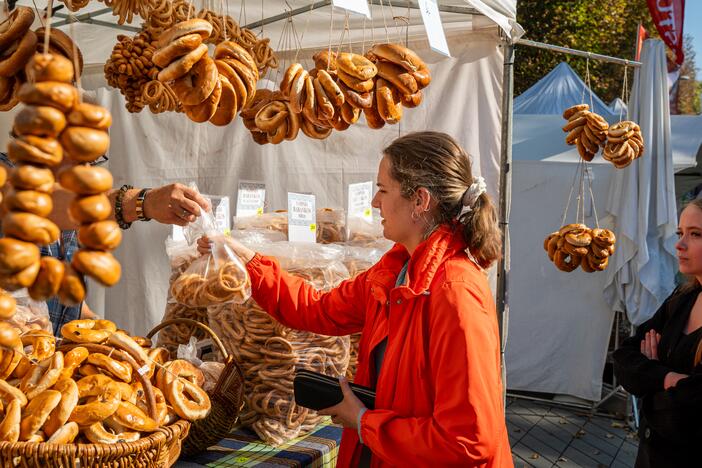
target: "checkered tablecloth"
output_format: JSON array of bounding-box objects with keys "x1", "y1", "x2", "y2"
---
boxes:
[{"x1": 175, "y1": 421, "x2": 343, "y2": 468}]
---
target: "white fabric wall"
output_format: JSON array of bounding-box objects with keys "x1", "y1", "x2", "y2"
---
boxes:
[{"x1": 72, "y1": 33, "x2": 505, "y2": 335}]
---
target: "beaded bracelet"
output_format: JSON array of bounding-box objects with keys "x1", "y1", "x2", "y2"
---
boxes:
[{"x1": 115, "y1": 184, "x2": 134, "y2": 230}]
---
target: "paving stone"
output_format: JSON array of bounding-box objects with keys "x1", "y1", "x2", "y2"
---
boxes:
[
  {"x1": 512, "y1": 442, "x2": 554, "y2": 468},
  {"x1": 526, "y1": 425, "x2": 570, "y2": 453},
  {"x1": 568, "y1": 438, "x2": 614, "y2": 466},
  {"x1": 508, "y1": 413, "x2": 537, "y2": 432},
  {"x1": 561, "y1": 444, "x2": 606, "y2": 467},
  {"x1": 511, "y1": 453, "x2": 536, "y2": 468},
  {"x1": 520, "y1": 432, "x2": 562, "y2": 463},
  {"x1": 574, "y1": 424, "x2": 621, "y2": 457}
]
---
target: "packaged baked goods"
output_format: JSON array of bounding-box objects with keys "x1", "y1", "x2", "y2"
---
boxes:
[
  {"x1": 234, "y1": 208, "x2": 347, "y2": 244},
  {"x1": 233, "y1": 211, "x2": 288, "y2": 235},
  {"x1": 4, "y1": 289, "x2": 52, "y2": 334},
  {"x1": 208, "y1": 241, "x2": 351, "y2": 445}
]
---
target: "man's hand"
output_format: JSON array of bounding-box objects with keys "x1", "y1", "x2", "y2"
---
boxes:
[{"x1": 143, "y1": 183, "x2": 211, "y2": 226}]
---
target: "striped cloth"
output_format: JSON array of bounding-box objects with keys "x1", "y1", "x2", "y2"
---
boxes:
[{"x1": 176, "y1": 421, "x2": 343, "y2": 468}]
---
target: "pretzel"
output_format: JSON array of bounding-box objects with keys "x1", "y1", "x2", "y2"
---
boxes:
[{"x1": 545, "y1": 224, "x2": 617, "y2": 273}]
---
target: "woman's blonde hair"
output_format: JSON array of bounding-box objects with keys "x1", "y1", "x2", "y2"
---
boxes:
[{"x1": 383, "y1": 131, "x2": 502, "y2": 269}]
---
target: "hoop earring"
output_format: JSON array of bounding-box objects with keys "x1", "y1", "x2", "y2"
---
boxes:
[{"x1": 411, "y1": 211, "x2": 420, "y2": 222}]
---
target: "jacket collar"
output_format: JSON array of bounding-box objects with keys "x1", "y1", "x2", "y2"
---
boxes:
[{"x1": 367, "y1": 224, "x2": 467, "y2": 299}]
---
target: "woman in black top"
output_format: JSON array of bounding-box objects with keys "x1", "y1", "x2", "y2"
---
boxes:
[{"x1": 613, "y1": 198, "x2": 702, "y2": 468}]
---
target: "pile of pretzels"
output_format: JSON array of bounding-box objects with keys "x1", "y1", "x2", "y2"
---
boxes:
[
  {"x1": 3, "y1": 52, "x2": 120, "y2": 309},
  {"x1": 562, "y1": 104, "x2": 609, "y2": 162},
  {"x1": 603, "y1": 121, "x2": 644, "y2": 168},
  {"x1": 152, "y1": 19, "x2": 259, "y2": 125},
  {"x1": 0, "y1": 318, "x2": 210, "y2": 444},
  {"x1": 544, "y1": 224, "x2": 616, "y2": 273}
]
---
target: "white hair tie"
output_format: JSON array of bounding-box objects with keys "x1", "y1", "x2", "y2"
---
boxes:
[{"x1": 457, "y1": 176, "x2": 487, "y2": 219}]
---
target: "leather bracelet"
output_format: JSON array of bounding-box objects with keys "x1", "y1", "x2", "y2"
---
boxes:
[
  {"x1": 136, "y1": 188, "x2": 151, "y2": 221},
  {"x1": 115, "y1": 184, "x2": 134, "y2": 230}
]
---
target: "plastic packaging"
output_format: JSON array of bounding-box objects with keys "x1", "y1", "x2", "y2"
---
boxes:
[
  {"x1": 7, "y1": 289, "x2": 51, "y2": 334},
  {"x1": 234, "y1": 208, "x2": 347, "y2": 244}
]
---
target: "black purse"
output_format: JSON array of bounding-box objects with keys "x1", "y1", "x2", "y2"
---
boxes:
[{"x1": 293, "y1": 369, "x2": 376, "y2": 410}]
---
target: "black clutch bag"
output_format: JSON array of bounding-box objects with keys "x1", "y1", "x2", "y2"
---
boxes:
[{"x1": 293, "y1": 369, "x2": 376, "y2": 410}]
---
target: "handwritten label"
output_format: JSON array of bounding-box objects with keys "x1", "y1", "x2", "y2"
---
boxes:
[
  {"x1": 418, "y1": 0, "x2": 450, "y2": 57},
  {"x1": 236, "y1": 180, "x2": 266, "y2": 218},
  {"x1": 287, "y1": 192, "x2": 317, "y2": 243},
  {"x1": 348, "y1": 181, "x2": 373, "y2": 222},
  {"x1": 332, "y1": 0, "x2": 371, "y2": 18}
]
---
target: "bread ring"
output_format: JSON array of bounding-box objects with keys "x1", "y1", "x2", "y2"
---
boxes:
[
  {"x1": 60, "y1": 127, "x2": 110, "y2": 163},
  {"x1": 0, "y1": 7, "x2": 35, "y2": 51},
  {"x1": 0, "y1": 76, "x2": 19, "y2": 111},
  {"x1": 137, "y1": 386, "x2": 169, "y2": 425},
  {"x1": 19, "y1": 351, "x2": 63, "y2": 400},
  {"x1": 183, "y1": 76, "x2": 222, "y2": 123},
  {"x1": 214, "y1": 41, "x2": 258, "y2": 77},
  {"x1": 106, "y1": 330, "x2": 150, "y2": 366},
  {"x1": 45, "y1": 421, "x2": 78, "y2": 444},
  {"x1": 156, "y1": 19, "x2": 213, "y2": 49},
  {"x1": 587, "y1": 254, "x2": 608, "y2": 271},
  {"x1": 283, "y1": 102, "x2": 300, "y2": 141},
  {"x1": 362, "y1": 102, "x2": 385, "y2": 129},
  {"x1": 67, "y1": 103, "x2": 112, "y2": 130},
  {"x1": 577, "y1": 139, "x2": 595, "y2": 162},
  {"x1": 341, "y1": 101, "x2": 361, "y2": 124},
  {"x1": 3, "y1": 212, "x2": 60, "y2": 245},
  {"x1": 0, "y1": 291, "x2": 16, "y2": 320},
  {"x1": 220, "y1": 58, "x2": 257, "y2": 106},
  {"x1": 554, "y1": 250, "x2": 581, "y2": 272},
  {"x1": 84, "y1": 420, "x2": 140, "y2": 444},
  {"x1": 0, "y1": 30, "x2": 37, "y2": 78},
  {"x1": 301, "y1": 75, "x2": 318, "y2": 124},
  {"x1": 77, "y1": 220, "x2": 122, "y2": 251},
  {"x1": 336, "y1": 52, "x2": 377, "y2": 81},
  {"x1": 411, "y1": 66, "x2": 431, "y2": 89},
  {"x1": 13, "y1": 105, "x2": 67, "y2": 138},
  {"x1": 58, "y1": 165, "x2": 113, "y2": 195},
  {"x1": 313, "y1": 77, "x2": 335, "y2": 121},
  {"x1": 18, "y1": 389, "x2": 60, "y2": 441},
  {"x1": 17, "y1": 81, "x2": 77, "y2": 113},
  {"x1": 300, "y1": 117, "x2": 332, "y2": 140},
  {"x1": 69, "y1": 374, "x2": 121, "y2": 426},
  {"x1": 401, "y1": 90, "x2": 423, "y2": 108},
  {"x1": 255, "y1": 101, "x2": 288, "y2": 132},
  {"x1": 565, "y1": 230, "x2": 592, "y2": 247},
  {"x1": 313, "y1": 50, "x2": 337, "y2": 71},
  {"x1": 209, "y1": 75, "x2": 237, "y2": 127},
  {"x1": 86, "y1": 353, "x2": 132, "y2": 383},
  {"x1": 156, "y1": 359, "x2": 205, "y2": 390},
  {"x1": 43, "y1": 378, "x2": 79, "y2": 437},
  {"x1": 20, "y1": 330, "x2": 55, "y2": 361},
  {"x1": 107, "y1": 400, "x2": 159, "y2": 432},
  {"x1": 9, "y1": 165, "x2": 55, "y2": 193},
  {"x1": 60, "y1": 319, "x2": 117, "y2": 344},
  {"x1": 563, "y1": 104, "x2": 589, "y2": 120},
  {"x1": 561, "y1": 240, "x2": 588, "y2": 257},
  {"x1": 376, "y1": 60, "x2": 417, "y2": 94},
  {"x1": 7, "y1": 134, "x2": 63, "y2": 167},
  {"x1": 70, "y1": 249, "x2": 120, "y2": 287},
  {"x1": 280, "y1": 63, "x2": 303, "y2": 98},
  {"x1": 0, "y1": 398, "x2": 20, "y2": 443},
  {"x1": 289, "y1": 68, "x2": 309, "y2": 114},
  {"x1": 157, "y1": 43, "x2": 208, "y2": 82},
  {"x1": 315, "y1": 69, "x2": 344, "y2": 108},
  {"x1": 34, "y1": 28, "x2": 83, "y2": 77},
  {"x1": 336, "y1": 68, "x2": 374, "y2": 93},
  {"x1": 0, "y1": 238, "x2": 40, "y2": 275},
  {"x1": 0, "y1": 346, "x2": 21, "y2": 380},
  {"x1": 591, "y1": 228, "x2": 616, "y2": 246},
  {"x1": 369, "y1": 44, "x2": 425, "y2": 72},
  {"x1": 164, "y1": 377, "x2": 211, "y2": 421},
  {"x1": 337, "y1": 79, "x2": 372, "y2": 109},
  {"x1": 58, "y1": 265, "x2": 86, "y2": 306},
  {"x1": 68, "y1": 194, "x2": 111, "y2": 224},
  {"x1": 172, "y1": 55, "x2": 218, "y2": 106},
  {"x1": 153, "y1": 33, "x2": 203, "y2": 68},
  {"x1": 24, "y1": 53, "x2": 74, "y2": 84},
  {"x1": 558, "y1": 223, "x2": 587, "y2": 236},
  {"x1": 376, "y1": 78, "x2": 402, "y2": 124},
  {"x1": 581, "y1": 257, "x2": 596, "y2": 273},
  {"x1": 28, "y1": 256, "x2": 65, "y2": 301},
  {"x1": 59, "y1": 346, "x2": 89, "y2": 380}
]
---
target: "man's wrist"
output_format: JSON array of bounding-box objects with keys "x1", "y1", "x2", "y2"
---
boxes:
[{"x1": 136, "y1": 188, "x2": 151, "y2": 221}]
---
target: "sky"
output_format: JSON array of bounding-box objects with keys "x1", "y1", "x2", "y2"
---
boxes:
[{"x1": 683, "y1": 0, "x2": 701, "y2": 73}]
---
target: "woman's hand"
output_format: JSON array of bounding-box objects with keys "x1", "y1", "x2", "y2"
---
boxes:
[
  {"x1": 197, "y1": 235, "x2": 256, "y2": 263},
  {"x1": 318, "y1": 377, "x2": 366, "y2": 429},
  {"x1": 641, "y1": 329, "x2": 661, "y2": 360},
  {"x1": 664, "y1": 371, "x2": 688, "y2": 390}
]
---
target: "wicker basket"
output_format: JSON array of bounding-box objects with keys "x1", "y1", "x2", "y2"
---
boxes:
[
  {"x1": 0, "y1": 420, "x2": 190, "y2": 468},
  {"x1": 147, "y1": 318, "x2": 245, "y2": 455}
]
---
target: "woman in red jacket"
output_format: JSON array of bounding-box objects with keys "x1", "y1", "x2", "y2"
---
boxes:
[{"x1": 200, "y1": 131, "x2": 512, "y2": 467}]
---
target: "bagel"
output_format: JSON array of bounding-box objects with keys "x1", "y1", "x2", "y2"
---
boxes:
[
  {"x1": 157, "y1": 43, "x2": 208, "y2": 82},
  {"x1": 0, "y1": 291, "x2": 16, "y2": 320},
  {"x1": 316, "y1": 69, "x2": 344, "y2": 107},
  {"x1": 77, "y1": 220, "x2": 122, "y2": 251},
  {"x1": 0, "y1": 347, "x2": 22, "y2": 380},
  {"x1": 0, "y1": 76, "x2": 20, "y2": 111},
  {"x1": 69, "y1": 374, "x2": 121, "y2": 426},
  {"x1": 283, "y1": 102, "x2": 300, "y2": 141},
  {"x1": 0, "y1": 238, "x2": 40, "y2": 274},
  {"x1": 587, "y1": 254, "x2": 608, "y2": 271},
  {"x1": 152, "y1": 33, "x2": 203, "y2": 68},
  {"x1": 60, "y1": 126, "x2": 110, "y2": 163},
  {"x1": 0, "y1": 259, "x2": 40, "y2": 291},
  {"x1": 300, "y1": 117, "x2": 332, "y2": 140},
  {"x1": 59, "y1": 346, "x2": 89, "y2": 380},
  {"x1": 592, "y1": 228, "x2": 616, "y2": 246},
  {"x1": 58, "y1": 165, "x2": 113, "y2": 195},
  {"x1": 20, "y1": 330, "x2": 55, "y2": 361},
  {"x1": 58, "y1": 265, "x2": 86, "y2": 306},
  {"x1": 561, "y1": 240, "x2": 588, "y2": 257},
  {"x1": 46, "y1": 421, "x2": 79, "y2": 444},
  {"x1": 558, "y1": 223, "x2": 587, "y2": 237},
  {"x1": 209, "y1": 75, "x2": 237, "y2": 126},
  {"x1": 172, "y1": 55, "x2": 218, "y2": 106},
  {"x1": 17, "y1": 81, "x2": 77, "y2": 112},
  {"x1": 2, "y1": 212, "x2": 60, "y2": 245},
  {"x1": 19, "y1": 351, "x2": 63, "y2": 398},
  {"x1": 164, "y1": 377, "x2": 211, "y2": 421},
  {"x1": 219, "y1": 58, "x2": 257, "y2": 106},
  {"x1": 0, "y1": 7, "x2": 35, "y2": 51},
  {"x1": 565, "y1": 229, "x2": 592, "y2": 247},
  {"x1": 43, "y1": 378, "x2": 79, "y2": 437},
  {"x1": 0, "y1": 398, "x2": 20, "y2": 443},
  {"x1": 7, "y1": 135, "x2": 64, "y2": 167},
  {"x1": 341, "y1": 101, "x2": 361, "y2": 124},
  {"x1": 376, "y1": 60, "x2": 418, "y2": 94},
  {"x1": 71, "y1": 249, "x2": 121, "y2": 287},
  {"x1": 106, "y1": 331, "x2": 149, "y2": 366},
  {"x1": 301, "y1": 75, "x2": 317, "y2": 124},
  {"x1": 337, "y1": 79, "x2": 372, "y2": 109},
  {"x1": 34, "y1": 28, "x2": 84, "y2": 77},
  {"x1": 183, "y1": 76, "x2": 222, "y2": 123},
  {"x1": 156, "y1": 19, "x2": 213, "y2": 49},
  {"x1": 313, "y1": 77, "x2": 335, "y2": 121},
  {"x1": 67, "y1": 102, "x2": 112, "y2": 130},
  {"x1": 137, "y1": 386, "x2": 169, "y2": 425},
  {"x1": 554, "y1": 250, "x2": 581, "y2": 272},
  {"x1": 9, "y1": 165, "x2": 55, "y2": 193},
  {"x1": 28, "y1": 256, "x2": 65, "y2": 301},
  {"x1": 214, "y1": 59, "x2": 248, "y2": 112},
  {"x1": 375, "y1": 78, "x2": 402, "y2": 124},
  {"x1": 213, "y1": 41, "x2": 258, "y2": 77},
  {"x1": 369, "y1": 43, "x2": 426, "y2": 72},
  {"x1": 289, "y1": 68, "x2": 308, "y2": 114},
  {"x1": 313, "y1": 50, "x2": 337, "y2": 71},
  {"x1": 563, "y1": 104, "x2": 589, "y2": 120},
  {"x1": 19, "y1": 389, "x2": 61, "y2": 441},
  {"x1": 411, "y1": 66, "x2": 431, "y2": 89},
  {"x1": 336, "y1": 68, "x2": 374, "y2": 93},
  {"x1": 84, "y1": 420, "x2": 140, "y2": 444},
  {"x1": 13, "y1": 105, "x2": 67, "y2": 138},
  {"x1": 362, "y1": 103, "x2": 385, "y2": 130},
  {"x1": 60, "y1": 319, "x2": 116, "y2": 344},
  {"x1": 0, "y1": 376, "x2": 26, "y2": 407},
  {"x1": 24, "y1": 53, "x2": 74, "y2": 84},
  {"x1": 401, "y1": 90, "x2": 423, "y2": 108},
  {"x1": 329, "y1": 110, "x2": 351, "y2": 131},
  {"x1": 255, "y1": 101, "x2": 288, "y2": 133},
  {"x1": 68, "y1": 194, "x2": 112, "y2": 223},
  {"x1": 280, "y1": 63, "x2": 303, "y2": 98},
  {"x1": 107, "y1": 401, "x2": 158, "y2": 432},
  {"x1": 337, "y1": 52, "x2": 377, "y2": 81},
  {"x1": 86, "y1": 353, "x2": 132, "y2": 383},
  {"x1": 0, "y1": 30, "x2": 37, "y2": 78}
]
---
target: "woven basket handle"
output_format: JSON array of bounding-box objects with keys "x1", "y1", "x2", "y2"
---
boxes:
[{"x1": 147, "y1": 318, "x2": 229, "y2": 359}]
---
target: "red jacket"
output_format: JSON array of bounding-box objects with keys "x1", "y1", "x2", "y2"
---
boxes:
[{"x1": 246, "y1": 225, "x2": 512, "y2": 467}]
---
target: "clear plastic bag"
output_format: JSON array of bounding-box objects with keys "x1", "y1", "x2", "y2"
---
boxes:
[
  {"x1": 233, "y1": 211, "x2": 288, "y2": 236},
  {"x1": 7, "y1": 289, "x2": 51, "y2": 334},
  {"x1": 207, "y1": 240, "x2": 351, "y2": 445},
  {"x1": 346, "y1": 209, "x2": 385, "y2": 246},
  {"x1": 316, "y1": 208, "x2": 346, "y2": 244}
]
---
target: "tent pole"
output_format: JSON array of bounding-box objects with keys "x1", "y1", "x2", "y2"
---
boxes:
[
  {"x1": 516, "y1": 38, "x2": 642, "y2": 68},
  {"x1": 497, "y1": 35, "x2": 514, "y2": 402}
]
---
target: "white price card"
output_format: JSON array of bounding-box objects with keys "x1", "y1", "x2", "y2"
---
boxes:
[
  {"x1": 347, "y1": 181, "x2": 373, "y2": 221},
  {"x1": 332, "y1": 0, "x2": 371, "y2": 19},
  {"x1": 418, "y1": 0, "x2": 450, "y2": 57},
  {"x1": 287, "y1": 192, "x2": 317, "y2": 243},
  {"x1": 236, "y1": 180, "x2": 266, "y2": 218}
]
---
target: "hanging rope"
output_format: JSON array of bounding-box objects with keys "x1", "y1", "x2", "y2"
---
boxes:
[
  {"x1": 69, "y1": 18, "x2": 82, "y2": 103},
  {"x1": 43, "y1": 0, "x2": 54, "y2": 54},
  {"x1": 378, "y1": 0, "x2": 390, "y2": 43},
  {"x1": 618, "y1": 66, "x2": 629, "y2": 122},
  {"x1": 560, "y1": 158, "x2": 584, "y2": 228},
  {"x1": 326, "y1": 5, "x2": 334, "y2": 70},
  {"x1": 585, "y1": 164, "x2": 600, "y2": 228}
]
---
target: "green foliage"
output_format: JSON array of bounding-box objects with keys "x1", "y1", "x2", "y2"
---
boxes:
[
  {"x1": 515, "y1": 0, "x2": 657, "y2": 103},
  {"x1": 677, "y1": 35, "x2": 701, "y2": 115}
]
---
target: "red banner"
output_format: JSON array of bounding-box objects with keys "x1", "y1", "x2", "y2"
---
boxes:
[
  {"x1": 647, "y1": 0, "x2": 685, "y2": 65},
  {"x1": 635, "y1": 24, "x2": 649, "y2": 61}
]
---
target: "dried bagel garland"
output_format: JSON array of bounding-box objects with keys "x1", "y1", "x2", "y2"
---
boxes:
[
  {"x1": 603, "y1": 121, "x2": 644, "y2": 168},
  {"x1": 544, "y1": 224, "x2": 616, "y2": 273},
  {"x1": 0, "y1": 318, "x2": 210, "y2": 443},
  {"x1": 562, "y1": 104, "x2": 609, "y2": 162},
  {"x1": 0, "y1": 7, "x2": 37, "y2": 111}
]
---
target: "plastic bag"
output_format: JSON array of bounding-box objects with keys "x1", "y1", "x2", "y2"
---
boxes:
[
  {"x1": 208, "y1": 240, "x2": 351, "y2": 445},
  {"x1": 6, "y1": 289, "x2": 51, "y2": 334},
  {"x1": 346, "y1": 209, "x2": 385, "y2": 246},
  {"x1": 316, "y1": 208, "x2": 346, "y2": 244},
  {"x1": 233, "y1": 211, "x2": 288, "y2": 235}
]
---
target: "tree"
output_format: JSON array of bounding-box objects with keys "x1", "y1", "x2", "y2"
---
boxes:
[
  {"x1": 676, "y1": 34, "x2": 701, "y2": 115},
  {"x1": 515, "y1": 0, "x2": 657, "y2": 103}
]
